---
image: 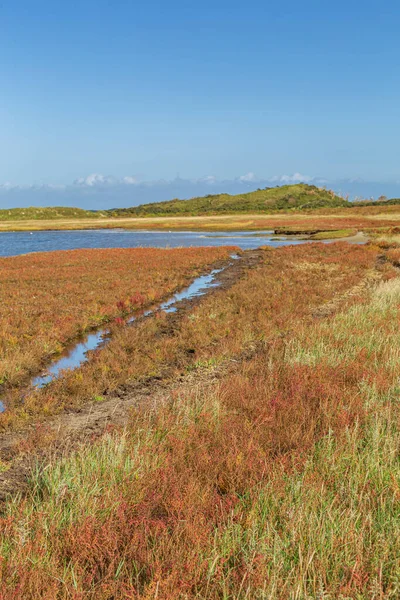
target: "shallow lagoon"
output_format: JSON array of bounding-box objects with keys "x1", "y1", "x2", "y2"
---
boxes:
[{"x1": 0, "y1": 228, "x2": 306, "y2": 257}]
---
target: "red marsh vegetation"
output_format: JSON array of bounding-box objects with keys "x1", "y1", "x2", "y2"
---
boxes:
[
  {"x1": 0, "y1": 242, "x2": 398, "y2": 598},
  {"x1": 1, "y1": 243, "x2": 380, "y2": 426},
  {"x1": 0, "y1": 247, "x2": 235, "y2": 390}
]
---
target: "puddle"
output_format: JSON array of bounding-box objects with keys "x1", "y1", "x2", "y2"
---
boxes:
[
  {"x1": 0, "y1": 259, "x2": 236, "y2": 410},
  {"x1": 31, "y1": 331, "x2": 104, "y2": 389},
  {"x1": 158, "y1": 268, "x2": 223, "y2": 313}
]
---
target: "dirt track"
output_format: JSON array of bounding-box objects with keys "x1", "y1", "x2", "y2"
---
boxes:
[{"x1": 0, "y1": 250, "x2": 263, "y2": 502}]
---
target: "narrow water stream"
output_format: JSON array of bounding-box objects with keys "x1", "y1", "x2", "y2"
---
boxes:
[
  {"x1": 0, "y1": 260, "x2": 234, "y2": 412},
  {"x1": 32, "y1": 266, "x2": 225, "y2": 389}
]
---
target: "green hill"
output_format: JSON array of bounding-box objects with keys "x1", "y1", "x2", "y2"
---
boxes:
[
  {"x1": 365, "y1": 197, "x2": 400, "y2": 206},
  {"x1": 108, "y1": 184, "x2": 349, "y2": 217},
  {"x1": 0, "y1": 185, "x2": 350, "y2": 222},
  {"x1": 0, "y1": 206, "x2": 102, "y2": 221}
]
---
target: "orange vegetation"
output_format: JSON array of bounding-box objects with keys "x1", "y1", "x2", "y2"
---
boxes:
[
  {"x1": 0, "y1": 247, "x2": 234, "y2": 388},
  {"x1": 0, "y1": 243, "x2": 379, "y2": 422},
  {"x1": 0, "y1": 242, "x2": 399, "y2": 597}
]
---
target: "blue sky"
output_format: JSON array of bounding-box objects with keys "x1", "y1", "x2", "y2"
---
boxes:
[{"x1": 1, "y1": 0, "x2": 400, "y2": 207}]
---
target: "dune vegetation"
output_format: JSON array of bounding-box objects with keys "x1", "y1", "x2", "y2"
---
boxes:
[
  {"x1": 0, "y1": 185, "x2": 349, "y2": 224},
  {"x1": 0, "y1": 240, "x2": 399, "y2": 598},
  {"x1": 107, "y1": 183, "x2": 349, "y2": 217},
  {"x1": 0, "y1": 206, "x2": 103, "y2": 221}
]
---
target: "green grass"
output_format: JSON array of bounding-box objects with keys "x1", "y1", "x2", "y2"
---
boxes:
[
  {"x1": 208, "y1": 404, "x2": 399, "y2": 598},
  {"x1": 287, "y1": 276, "x2": 400, "y2": 368},
  {"x1": 2, "y1": 372, "x2": 398, "y2": 597},
  {"x1": 2, "y1": 185, "x2": 400, "y2": 226},
  {"x1": 0, "y1": 185, "x2": 349, "y2": 223},
  {"x1": 107, "y1": 184, "x2": 349, "y2": 217},
  {"x1": 0, "y1": 206, "x2": 103, "y2": 220},
  {"x1": 311, "y1": 228, "x2": 357, "y2": 239}
]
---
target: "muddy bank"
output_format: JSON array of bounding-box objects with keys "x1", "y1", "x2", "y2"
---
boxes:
[
  {"x1": 0, "y1": 249, "x2": 264, "y2": 502},
  {"x1": 0, "y1": 251, "x2": 244, "y2": 409},
  {"x1": 274, "y1": 228, "x2": 326, "y2": 236},
  {"x1": 273, "y1": 228, "x2": 369, "y2": 244}
]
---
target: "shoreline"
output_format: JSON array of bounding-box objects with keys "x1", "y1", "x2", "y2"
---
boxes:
[{"x1": 1, "y1": 209, "x2": 400, "y2": 233}]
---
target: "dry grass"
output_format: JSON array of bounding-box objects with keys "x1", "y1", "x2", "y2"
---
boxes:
[{"x1": 3, "y1": 204, "x2": 400, "y2": 233}]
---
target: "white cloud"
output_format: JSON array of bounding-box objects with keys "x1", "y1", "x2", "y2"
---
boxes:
[
  {"x1": 2, "y1": 172, "x2": 319, "y2": 192},
  {"x1": 238, "y1": 172, "x2": 257, "y2": 182},
  {"x1": 74, "y1": 173, "x2": 116, "y2": 187},
  {"x1": 44, "y1": 183, "x2": 67, "y2": 190},
  {"x1": 270, "y1": 172, "x2": 313, "y2": 183},
  {"x1": 0, "y1": 182, "x2": 66, "y2": 191},
  {"x1": 73, "y1": 174, "x2": 140, "y2": 186},
  {"x1": 197, "y1": 175, "x2": 217, "y2": 184},
  {"x1": 1, "y1": 173, "x2": 399, "y2": 209},
  {"x1": 122, "y1": 176, "x2": 138, "y2": 185},
  {"x1": 346, "y1": 177, "x2": 364, "y2": 184},
  {"x1": 0, "y1": 182, "x2": 17, "y2": 190}
]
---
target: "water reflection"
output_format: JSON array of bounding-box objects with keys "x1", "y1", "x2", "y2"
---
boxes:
[
  {"x1": 0, "y1": 229, "x2": 306, "y2": 257},
  {"x1": 26, "y1": 263, "x2": 229, "y2": 394}
]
